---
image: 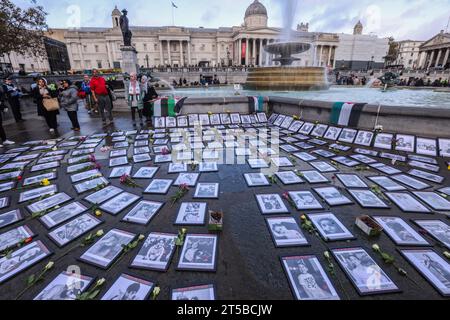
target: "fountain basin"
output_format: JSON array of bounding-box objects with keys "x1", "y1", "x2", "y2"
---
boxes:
[{"x1": 244, "y1": 66, "x2": 329, "y2": 91}]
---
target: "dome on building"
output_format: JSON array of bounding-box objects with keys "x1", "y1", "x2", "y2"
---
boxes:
[
  {"x1": 112, "y1": 6, "x2": 121, "y2": 16},
  {"x1": 354, "y1": 20, "x2": 363, "y2": 35},
  {"x1": 245, "y1": 0, "x2": 268, "y2": 18}
]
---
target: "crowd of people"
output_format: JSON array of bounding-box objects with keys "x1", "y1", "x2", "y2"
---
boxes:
[
  {"x1": 0, "y1": 69, "x2": 160, "y2": 148},
  {"x1": 335, "y1": 72, "x2": 450, "y2": 88}
]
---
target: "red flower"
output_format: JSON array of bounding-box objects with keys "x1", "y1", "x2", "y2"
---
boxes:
[
  {"x1": 94, "y1": 162, "x2": 102, "y2": 170},
  {"x1": 24, "y1": 237, "x2": 33, "y2": 244},
  {"x1": 120, "y1": 174, "x2": 130, "y2": 184},
  {"x1": 162, "y1": 148, "x2": 170, "y2": 155},
  {"x1": 17, "y1": 176, "x2": 23, "y2": 181},
  {"x1": 89, "y1": 155, "x2": 97, "y2": 163},
  {"x1": 282, "y1": 192, "x2": 290, "y2": 200},
  {"x1": 180, "y1": 184, "x2": 189, "y2": 191}
]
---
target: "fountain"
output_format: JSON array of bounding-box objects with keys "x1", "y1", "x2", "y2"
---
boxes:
[{"x1": 244, "y1": 0, "x2": 329, "y2": 91}]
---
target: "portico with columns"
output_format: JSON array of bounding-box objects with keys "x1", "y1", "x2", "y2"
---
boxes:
[{"x1": 419, "y1": 31, "x2": 450, "y2": 70}]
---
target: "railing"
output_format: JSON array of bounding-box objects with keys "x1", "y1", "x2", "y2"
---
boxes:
[{"x1": 144, "y1": 66, "x2": 249, "y2": 73}]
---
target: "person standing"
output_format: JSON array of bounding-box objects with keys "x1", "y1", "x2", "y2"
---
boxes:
[
  {"x1": 32, "y1": 78, "x2": 59, "y2": 134},
  {"x1": 90, "y1": 69, "x2": 113, "y2": 126},
  {"x1": 59, "y1": 80, "x2": 81, "y2": 132},
  {"x1": 142, "y1": 75, "x2": 158, "y2": 124},
  {"x1": 0, "y1": 89, "x2": 15, "y2": 147},
  {"x1": 2, "y1": 77, "x2": 24, "y2": 123},
  {"x1": 124, "y1": 72, "x2": 144, "y2": 126},
  {"x1": 81, "y1": 74, "x2": 96, "y2": 114}
]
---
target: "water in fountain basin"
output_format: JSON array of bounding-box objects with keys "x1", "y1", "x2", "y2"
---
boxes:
[{"x1": 159, "y1": 80, "x2": 176, "y2": 97}]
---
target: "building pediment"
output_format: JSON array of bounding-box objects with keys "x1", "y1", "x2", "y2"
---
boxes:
[{"x1": 420, "y1": 33, "x2": 450, "y2": 49}]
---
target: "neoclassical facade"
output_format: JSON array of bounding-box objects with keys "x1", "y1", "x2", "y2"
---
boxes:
[
  {"x1": 418, "y1": 30, "x2": 450, "y2": 69},
  {"x1": 47, "y1": 0, "x2": 389, "y2": 71}
]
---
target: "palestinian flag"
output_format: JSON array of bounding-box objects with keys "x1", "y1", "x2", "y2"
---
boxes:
[
  {"x1": 248, "y1": 96, "x2": 264, "y2": 113},
  {"x1": 152, "y1": 97, "x2": 188, "y2": 117},
  {"x1": 330, "y1": 102, "x2": 365, "y2": 127}
]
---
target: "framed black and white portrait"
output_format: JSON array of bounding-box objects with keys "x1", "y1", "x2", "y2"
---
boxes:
[
  {"x1": 110, "y1": 149, "x2": 127, "y2": 158},
  {"x1": 23, "y1": 172, "x2": 57, "y2": 187},
  {"x1": 338, "y1": 128, "x2": 358, "y2": 144},
  {"x1": 0, "y1": 240, "x2": 51, "y2": 284},
  {"x1": 177, "y1": 234, "x2": 218, "y2": 272},
  {"x1": 314, "y1": 187, "x2": 353, "y2": 206},
  {"x1": 199, "y1": 162, "x2": 218, "y2": 173},
  {"x1": 413, "y1": 220, "x2": 450, "y2": 249},
  {"x1": 438, "y1": 138, "x2": 450, "y2": 158},
  {"x1": 271, "y1": 157, "x2": 294, "y2": 168},
  {"x1": 109, "y1": 156, "x2": 129, "y2": 168},
  {"x1": 144, "y1": 179, "x2": 173, "y2": 194},
  {"x1": 369, "y1": 163, "x2": 402, "y2": 175},
  {"x1": 79, "y1": 229, "x2": 136, "y2": 269},
  {"x1": 40, "y1": 202, "x2": 89, "y2": 229},
  {"x1": 74, "y1": 177, "x2": 109, "y2": 195},
  {"x1": 109, "y1": 166, "x2": 132, "y2": 179},
  {"x1": 310, "y1": 161, "x2": 338, "y2": 173},
  {"x1": 0, "y1": 225, "x2": 34, "y2": 252},
  {"x1": 101, "y1": 274, "x2": 154, "y2": 300},
  {"x1": 27, "y1": 193, "x2": 72, "y2": 214},
  {"x1": 323, "y1": 127, "x2": 342, "y2": 141},
  {"x1": 288, "y1": 191, "x2": 323, "y2": 210},
  {"x1": 288, "y1": 121, "x2": 304, "y2": 132},
  {"x1": 332, "y1": 156, "x2": 359, "y2": 167},
  {"x1": 385, "y1": 192, "x2": 431, "y2": 213},
  {"x1": 275, "y1": 171, "x2": 304, "y2": 185},
  {"x1": 172, "y1": 284, "x2": 216, "y2": 300},
  {"x1": 391, "y1": 174, "x2": 430, "y2": 190},
  {"x1": 48, "y1": 214, "x2": 102, "y2": 247},
  {"x1": 175, "y1": 202, "x2": 207, "y2": 225},
  {"x1": 247, "y1": 158, "x2": 269, "y2": 169},
  {"x1": 244, "y1": 173, "x2": 270, "y2": 187},
  {"x1": 166, "y1": 117, "x2": 177, "y2": 128},
  {"x1": 354, "y1": 131, "x2": 375, "y2": 146},
  {"x1": 374, "y1": 133, "x2": 394, "y2": 150},
  {"x1": 0, "y1": 197, "x2": 10, "y2": 210},
  {"x1": 348, "y1": 189, "x2": 389, "y2": 208},
  {"x1": 256, "y1": 194, "x2": 289, "y2": 215},
  {"x1": 400, "y1": 249, "x2": 450, "y2": 296},
  {"x1": 220, "y1": 114, "x2": 231, "y2": 125},
  {"x1": 367, "y1": 176, "x2": 406, "y2": 192},
  {"x1": 336, "y1": 174, "x2": 368, "y2": 188},
  {"x1": 395, "y1": 134, "x2": 415, "y2": 153},
  {"x1": 99, "y1": 192, "x2": 140, "y2": 216},
  {"x1": 311, "y1": 124, "x2": 329, "y2": 138},
  {"x1": 412, "y1": 192, "x2": 450, "y2": 211},
  {"x1": 177, "y1": 116, "x2": 188, "y2": 127},
  {"x1": 18, "y1": 185, "x2": 58, "y2": 203},
  {"x1": 230, "y1": 113, "x2": 241, "y2": 124},
  {"x1": 174, "y1": 173, "x2": 200, "y2": 187},
  {"x1": 281, "y1": 255, "x2": 340, "y2": 300},
  {"x1": 34, "y1": 271, "x2": 93, "y2": 301},
  {"x1": 0, "y1": 209, "x2": 23, "y2": 229},
  {"x1": 332, "y1": 247, "x2": 400, "y2": 295},
  {"x1": 168, "y1": 163, "x2": 188, "y2": 174},
  {"x1": 416, "y1": 138, "x2": 437, "y2": 157},
  {"x1": 298, "y1": 122, "x2": 314, "y2": 135},
  {"x1": 293, "y1": 152, "x2": 317, "y2": 162},
  {"x1": 266, "y1": 217, "x2": 308, "y2": 247},
  {"x1": 301, "y1": 170, "x2": 329, "y2": 184},
  {"x1": 122, "y1": 200, "x2": 164, "y2": 225},
  {"x1": 133, "y1": 154, "x2": 151, "y2": 164},
  {"x1": 309, "y1": 212, "x2": 354, "y2": 241},
  {"x1": 133, "y1": 167, "x2": 159, "y2": 179},
  {"x1": 84, "y1": 186, "x2": 123, "y2": 206},
  {"x1": 350, "y1": 154, "x2": 377, "y2": 165},
  {"x1": 194, "y1": 183, "x2": 219, "y2": 199},
  {"x1": 209, "y1": 114, "x2": 221, "y2": 126},
  {"x1": 373, "y1": 216, "x2": 429, "y2": 246},
  {"x1": 30, "y1": 161, "x2": 60, "y2": 173},
  {"x1": 154, "y1": 117, "x2": 166, "y2": 128},
  {"x1": 70, "y1": 169, "x2": 101, "y2": 184},
  {"x1": 408, "y1": 169, "x2": 444, "y2": 184},
  {"x1": 131, "y1": 232, "x2": 177, "y2": 272},
  {"x1": 408, "y1": 161, "x2": 440, "y2": 173}
]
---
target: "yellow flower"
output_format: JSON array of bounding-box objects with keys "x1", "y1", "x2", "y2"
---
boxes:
[
  {"x1": 95, "y1": 210, "x2": 102, "y2": 217},
  {"x1": 324, "y1": 251, "x2": 331, "y2": 259},
  {"x1": 153, "y1": 286, "x2": 161, "y2": 297},
  {"x1": 40, "y1": 179, "x2": 51, "y2": 186},
  {"x1": 52, "y1": 147, "x2": 58, "y2": 151},
  {"x1": 293, "y1": 115, "x2": 299, "y2": 120},
  {"x1": 181, "y1": 228, "x2": 187, "y2": 234},
  {"x1": 96, "y1": 278, "x2": 106, "y2": 286},
  {"x1": 208, "y1": 111, "x2": 213, "y2": 116},
  {"x1": 444, "y1": 252, "x2": 450, "y2": 260},
  {"x1": 138, "y1": 234, "x2": 145, "y2": 241},
  {"x1": 448, "y1": 165, "x2": 450, "y2": 171},
  {"x1": 300, "y1": 215, "x2": 307, "y2": 221},
  {"x1": 44, "y1": 261, "x2": 54, "y2": 270},
  {"x1": 372, "y1": 244, "x2": 381, "y2": 252},
  {"x1": 96, "y1": 230, "x2": 104, "y2": 237}
]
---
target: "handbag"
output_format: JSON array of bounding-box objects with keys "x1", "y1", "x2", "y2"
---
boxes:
[{"x1": 42, "y1": 98, "x2": 60, "y2": 111}]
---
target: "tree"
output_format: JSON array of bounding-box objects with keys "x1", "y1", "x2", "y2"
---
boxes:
[
  {"x1": 384, "y1": 37, "x2": 399, "y2": 67},
  {"x1": 0, "y1": 0, "x2": 48, "y2": 60}
]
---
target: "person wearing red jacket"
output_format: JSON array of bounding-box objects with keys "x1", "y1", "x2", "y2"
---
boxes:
[{"x1": 90, "y1": 69, "x2": 114, "y2": 126}]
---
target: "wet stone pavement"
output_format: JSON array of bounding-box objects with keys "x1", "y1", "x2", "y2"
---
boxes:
[{"x1": 0, "y1": 108, "x2": 449, "y2": 300}]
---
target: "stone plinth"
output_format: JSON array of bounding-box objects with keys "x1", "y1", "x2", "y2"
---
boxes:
[{"x1": 120, "y1": 46, "x2": 138, "y2": 75}]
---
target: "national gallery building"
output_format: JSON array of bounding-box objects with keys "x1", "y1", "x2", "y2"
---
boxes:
[{"x1": 46, "y1": 1, "x2": 390, "y2": 72}]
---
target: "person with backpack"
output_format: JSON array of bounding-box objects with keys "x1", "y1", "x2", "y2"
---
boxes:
[{"x1": 59, "y1": 80, "x2": 81, "y2": 132}]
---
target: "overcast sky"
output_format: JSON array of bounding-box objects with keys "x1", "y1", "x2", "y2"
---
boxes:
[{"x1": 14, "y1": 0, "x2": 450, "y2": 40}]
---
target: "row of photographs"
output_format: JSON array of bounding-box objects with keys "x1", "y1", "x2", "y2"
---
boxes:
[
  {"x1": 153, "y1": 113, "x2": 268, "y2": 129},
  {"x1": 267, "y1": 113, "x2": 450, "y2": 158}
]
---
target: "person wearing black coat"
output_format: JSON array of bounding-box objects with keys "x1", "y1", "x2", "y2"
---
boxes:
[
  {"x1": 33, "y1": 78, "x2": 59, "y2": 134},
  {"x1": 2, "y1": 78, "x2": 24, "y2": 123}
]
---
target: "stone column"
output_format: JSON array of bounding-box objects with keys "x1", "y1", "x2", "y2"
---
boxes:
[
  {"x1": 443, "y1": 48, "x2": 450, "y2": 69},
  {"x1": 327, "y1": 46, "x2": 332, "y2": 67},
  {"x1": 78, "y1": 43, "x2": 85, "y2": 68},
  {"x1": 319, "y1": 45, "x2": 323, "y2": 66},
  {"x1": 427, "y1": 50, "x2": 435, "y2": 69},
  {"x1": 187, "y1": 41, "x2": 192, "y2": 66},
  {"x1": 259, "y1": 39, "x2": 263, "y2": 66},
  {"x1": 238, "y1": 38, "x2": 242, "y2": 65},
  {"x1": 333, "y1": 46, "x2": 337, "y2": 69},
  {"x1": 245, "y1": 39, "x2": 249, "y2": 66},
  {"x1": 167, "y1": 40, "x2": 172, "y2": 66},
  {"x1": 180, "y1": 40, "x2": 184, "y2": 67},
  {"x1": 251, "y1": 39, "x2": 256, "y2": 66},
  {"x1": 217, "y1": 41, "x2": 220, "y2": 66},
  {"x1": 159, "y1": 41, "x2": 164, "y2": 65},
  {"x1": 435, "y1": 49, "x2": 443, "y2": 67},
  {"x1": 106, "y1": 42, "x2": 114, "y2": 68}
]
